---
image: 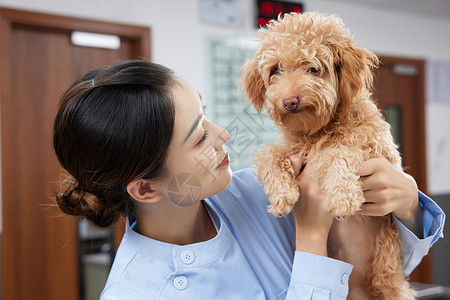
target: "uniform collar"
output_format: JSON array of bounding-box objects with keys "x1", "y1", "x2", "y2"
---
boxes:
[{"x1": 122, "y1": 200, "x2": 232, "y2": 268}]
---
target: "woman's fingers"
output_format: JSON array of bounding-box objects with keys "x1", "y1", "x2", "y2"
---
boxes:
[
  {"x1": 358, "y1": 198, "x2": 393, "y2": 216},
  {"x1": 289, "y1": 153, "x2": 307, "y2": 178},
  {"x1": 359, "y1": 171, "x2": 390, "y2": 192},
  {"x1": 358, "y1": 157, "x2": 393, "y2": 192},
  {"x1": 356, "y1": 157, "x2": 383, "y2": 177}
]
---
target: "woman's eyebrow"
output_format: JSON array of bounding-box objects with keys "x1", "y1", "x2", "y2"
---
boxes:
[{"x1": 183, "y1": 114, "x2": 203, "y2": 144}]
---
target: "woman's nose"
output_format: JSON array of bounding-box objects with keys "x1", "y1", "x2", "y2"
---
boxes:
[{"x1": 210, "y1": 122, "x2": 229, "y2": 151}]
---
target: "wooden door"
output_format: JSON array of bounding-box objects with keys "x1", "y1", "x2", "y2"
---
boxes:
[
  {"x1": 0, "y1": 8, "x2": 150, "y2": 300},
  {"x1": 373, "y1": 56, "x2": 431, "y2": 283}
]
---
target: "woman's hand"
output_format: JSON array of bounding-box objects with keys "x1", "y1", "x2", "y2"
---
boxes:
[
  {"x1": 289, "y1": 153, "x2": 334, "y2": 256},
  {"x1": 357, "y1": 157, "x2": 423, "y2": 238}
]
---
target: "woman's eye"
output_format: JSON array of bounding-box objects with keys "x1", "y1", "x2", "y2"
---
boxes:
[
  {"x1": 196, "y1": 130, "x2": 208, "y2": 146},
  {"x1": 308, "y1": 67, "x2": 320, "y2": 74}
]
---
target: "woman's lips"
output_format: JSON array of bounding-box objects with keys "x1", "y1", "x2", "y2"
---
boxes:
[{"x1": 217, "y1": 152, "x2": 230, "y2": 169}]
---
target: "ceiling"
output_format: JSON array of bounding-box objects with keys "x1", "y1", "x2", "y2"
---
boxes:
[{"x1": 334, "y1": 0, "x2": 450, "y2": 21}]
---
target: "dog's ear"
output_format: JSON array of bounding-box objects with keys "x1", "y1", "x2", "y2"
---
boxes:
[
  {"x1": 333, "y1": 45, "x2": 379, "y2": 115},
  {"x1": 240, "y1": 58, "x2": 266, "y2": 112}
]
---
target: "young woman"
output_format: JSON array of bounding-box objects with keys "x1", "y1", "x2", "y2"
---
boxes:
[{"x1": 53, "y1": 60, "x2": 444, "y2": 300}]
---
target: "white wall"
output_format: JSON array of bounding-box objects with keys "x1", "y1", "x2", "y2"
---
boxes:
[
  {"x1": 0, "y1": 0, "x2": 449, "y2": 232},
  {"x1": 310, "y1": 1, "x2": 450, "y2": 61},
  {"x1": 1, "y1": 0, "x2": 449, "y2": 92}
]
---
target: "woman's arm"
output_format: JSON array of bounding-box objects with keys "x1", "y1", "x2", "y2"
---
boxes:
[
  {"x1": 356, "y1": 157, "x2": 445, "y2": 274},
  {"x1": 285, "y1": 154, "x2": 352, "y2": 299},
  {"x1": 289, "y1": 154, "x2": 333, "y2": 256}
]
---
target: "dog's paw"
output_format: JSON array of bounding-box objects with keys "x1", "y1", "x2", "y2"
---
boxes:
[
  {"x1": 267, "y1": 188, "x2": 299, "y2": 217},
  {"x1": 326, "y1": 189, "x2": 364, "y2": 219}
]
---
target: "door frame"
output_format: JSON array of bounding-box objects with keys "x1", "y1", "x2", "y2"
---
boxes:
[
  {"x1": 0, "y1": 7, "x2": 150, "y2": 299},
  {"x1": 375, "y1": 55, "x2": 430, "y2": 283},
  {"x1": 377, "y1": 56, "x2": 427, "y2": 192}
]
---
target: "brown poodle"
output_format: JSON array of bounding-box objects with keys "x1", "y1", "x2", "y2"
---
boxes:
[{"x1": 241, "y1": 12, "x2": 414, "y2": 299}]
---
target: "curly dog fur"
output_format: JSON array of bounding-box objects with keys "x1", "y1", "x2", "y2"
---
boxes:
[{"x1": 241, "y1": 12, "x2": 414, "y2": 299}]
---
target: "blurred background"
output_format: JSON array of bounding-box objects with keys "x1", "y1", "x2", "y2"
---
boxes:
[{"x1": 0, "y1": 0, "x2": 449, "y2": 299}]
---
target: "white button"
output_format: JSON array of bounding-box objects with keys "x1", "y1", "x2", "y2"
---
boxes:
[
  {"x1": 181, "y1": 250, "x2": 195, "y2": 265},
  {"x1": 173, "y1": 275, "x2": 188, "y2": 290},
  {"x1": 341, "y1": 273, "x2": 349, "y2": 285}
]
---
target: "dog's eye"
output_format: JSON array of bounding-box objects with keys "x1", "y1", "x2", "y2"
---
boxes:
[
  {"x1": 270, "y1": 66, "x2": 281, "y2": 77},
  {"x1": 308, "y1": 67, "x2": 320, "y2": 74}
]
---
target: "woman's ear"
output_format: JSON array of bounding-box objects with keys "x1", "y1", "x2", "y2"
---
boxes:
[{"x1": 127, "y1": 179, "x2": 164, "y2": 203}]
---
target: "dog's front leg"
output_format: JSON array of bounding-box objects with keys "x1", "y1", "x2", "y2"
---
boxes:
[
  {"x1": 309, "y1": 146, "x2": 365, "y2": 219},
  {"x1": 253, "y1": 143, "x2": 300, "y2": 216}
]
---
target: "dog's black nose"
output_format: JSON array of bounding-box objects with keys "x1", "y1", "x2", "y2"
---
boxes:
[{"x1": 283, "y1": 97, "x2": 299, "y2": 111}]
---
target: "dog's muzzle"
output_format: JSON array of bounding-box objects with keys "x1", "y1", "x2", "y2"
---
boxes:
[{"x1": 283, "y1": 96, "x2": 300, "y2": 112}]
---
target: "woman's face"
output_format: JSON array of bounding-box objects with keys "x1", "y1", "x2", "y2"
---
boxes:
[{"x1": 162, "y1": 78, "x2": 232, "y2": 207}]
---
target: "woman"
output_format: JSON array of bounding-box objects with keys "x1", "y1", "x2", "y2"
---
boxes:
[{"x1": 53, "y1": 60, "x2": 444, "y2": 300}]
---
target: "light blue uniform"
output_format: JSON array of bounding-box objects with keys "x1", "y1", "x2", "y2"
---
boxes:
[{"x1": 101, "y1": 168, "x2": 445, "y2": 300}]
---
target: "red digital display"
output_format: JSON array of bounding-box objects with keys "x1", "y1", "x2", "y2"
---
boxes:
[{"x1": 257, "y1": 0, "x2": 303, "y2": 27}]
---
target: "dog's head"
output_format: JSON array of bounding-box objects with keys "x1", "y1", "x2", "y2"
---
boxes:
[{"x1": 240, "y1": 12, "x2": 379, "y2": 135}]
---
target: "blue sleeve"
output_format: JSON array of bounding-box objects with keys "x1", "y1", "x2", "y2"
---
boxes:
[
  {"x1": 394, "y1": 191, "x2": 446, "y2": 275},
  {"x1": 286, "y1": 252, "x2": 353, "y2": 300}
]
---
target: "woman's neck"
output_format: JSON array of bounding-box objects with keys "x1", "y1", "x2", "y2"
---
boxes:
[{"x1": 134, "y1": 199, "x2": 217, "y2": 245}]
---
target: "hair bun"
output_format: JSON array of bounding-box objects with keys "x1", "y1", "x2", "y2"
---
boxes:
[{"x1": 56, "y1": 177, "x2": 114, "y2": 226}]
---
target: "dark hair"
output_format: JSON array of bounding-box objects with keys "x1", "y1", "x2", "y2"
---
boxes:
[{"x1": 53, "y1": 60, "x2": 176, "y2": 227}]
